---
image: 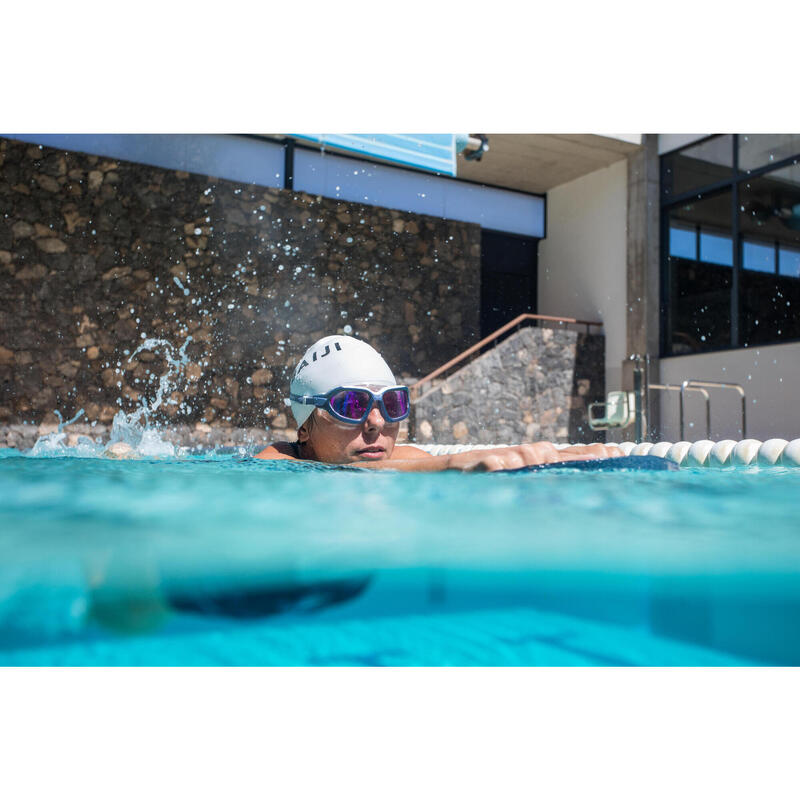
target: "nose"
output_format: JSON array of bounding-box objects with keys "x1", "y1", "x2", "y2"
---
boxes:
[{"x1": 364, "y1": 405, "x2": 386, "y2": 431}]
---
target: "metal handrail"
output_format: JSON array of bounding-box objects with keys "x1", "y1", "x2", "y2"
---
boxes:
[
  {"x1": 649, "y1": 383, "x2": 711, "y2": 440},
  {"x1": 410, "y1": 313, "x2": 603, "y2": 402},
  {"x1": 627, "y1": 355, "x2": 748, "y2": 442},
  {"x1": 679, "y1": 380, "x2": 746, "y2": 440}
]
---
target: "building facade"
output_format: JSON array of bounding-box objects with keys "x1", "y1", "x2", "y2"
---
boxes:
[
  {"x1": 1, "y1": 132, "x2": 797, "y2": 445},
  {"x1": 538, "y1": 133, "x2": 800, "y2": 442}
]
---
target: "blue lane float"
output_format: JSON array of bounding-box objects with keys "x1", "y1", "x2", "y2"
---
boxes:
[{"x1": 499, "y1": 455, "x2": 677, "y2": 474}]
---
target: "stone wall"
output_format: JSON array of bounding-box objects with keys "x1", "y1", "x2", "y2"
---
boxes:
[
  {"x1": 413, "y1": 326, "x2": 606, "y2": 444},
  {"x1": 0, "y1": 137, "x2": 481, "y2": 441}
]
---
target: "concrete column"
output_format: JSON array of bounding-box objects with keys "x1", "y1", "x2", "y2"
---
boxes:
[{"x1": 621, "y1": 133, "x2": 661, "y2": 440}]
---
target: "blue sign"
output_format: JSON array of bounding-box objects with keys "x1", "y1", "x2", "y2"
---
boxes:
[{"x1": 291, "y1": 134, "x2": 457, "y2": 176}]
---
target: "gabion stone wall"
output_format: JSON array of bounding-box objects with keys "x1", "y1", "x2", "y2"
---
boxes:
[
  {"x1": 0, "y1": 137, "x2": 481, "y2": 438},
  {"x1": 413, "y1": 326, "x2": 606, "y2": 444}
]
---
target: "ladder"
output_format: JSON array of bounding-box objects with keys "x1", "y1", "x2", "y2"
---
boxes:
[{"x1": 588, "y1": 354, "x2": 747, "y2": 442}]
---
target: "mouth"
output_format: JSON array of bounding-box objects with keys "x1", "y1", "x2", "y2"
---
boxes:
[{"x1": 355, "y1": 446, "x2": 386, "y2": 460}]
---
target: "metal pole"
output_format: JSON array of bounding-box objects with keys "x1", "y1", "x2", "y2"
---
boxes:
[
  {"x1": 283, "y1": 137, "x2": 295, "y2": 191},
  {"x1": 644, "y1": 353, "x2": 652, "y2": 440},
  {"x1": 742, "y1": 393, "x2": 747, "y2": 439},
  {"x1": 631, "y1": 354, "x2": 643, "y2": 443},
  {"x1": 679, "y1": 381, "x2": 686, "y2": 440},
  {"x1": 680, "y1": 380, "x2": 712, "y2": 439}
]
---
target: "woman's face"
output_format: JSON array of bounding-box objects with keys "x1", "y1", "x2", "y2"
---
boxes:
[{"x1": 299, "y1": 401, "x2": 400, "y2": 464}]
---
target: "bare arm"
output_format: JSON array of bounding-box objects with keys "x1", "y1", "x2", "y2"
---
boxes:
[
  {"x1": 359, "y1": 442, "x2": 620, "y2": 473},
  {"x1": 254, "y1": 443, "x2": 296, "y2": 460},
  {"x1": 256, "y1": 441, "x2": 622, "y2": 471},
  {"x1": 560, "y1": 442, "x2": 623, "y2": 458}
]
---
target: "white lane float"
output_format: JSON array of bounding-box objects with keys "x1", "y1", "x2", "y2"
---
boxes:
[
  {"x1": 783, "y1": 440, "x2": 800, "y2": 467},
  {"x1": 708, "y1": 440, "x2": 738, "y2": 467},
  {"x1": 414, "y1": 439, "x2": 800, "y2": 467},
  {"x1": 731, "y1": 439, "x2": 763, "y2": 466},
  {"x1": 758, "y1": 439, "x2": 789, "y2": 466}
]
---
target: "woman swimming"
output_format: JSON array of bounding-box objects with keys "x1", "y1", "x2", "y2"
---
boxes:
[{"x1": 256, "y1": 335, "x2": 621, "y2": 471}]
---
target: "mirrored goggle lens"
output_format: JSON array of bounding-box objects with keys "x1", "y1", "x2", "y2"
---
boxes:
[
  {"x1": 329, "y1": 390, "x2": 372, "y2": 420},
  {"x1": 382, "y1": 389, "x2": 409, "y2": 420}
]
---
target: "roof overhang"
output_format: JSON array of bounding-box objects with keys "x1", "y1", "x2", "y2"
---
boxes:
[
  {"x1": 274, "y1": 133, "x2": 643, "y2": 196},
  {"x1": 454, "y1": 134, "x2": 642, "y2": 194}
]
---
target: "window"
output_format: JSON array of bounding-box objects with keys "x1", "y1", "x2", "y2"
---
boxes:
[
  {"x1": 780, "y1": 246, "x2": 800, "y2": 278},
  {"x1": 738, "y1": 163, "x2": 800, "y2": 346},
  {"x1": 665, "y1": 193, "x2": 733, "y2": 354},
  {"x1": 661, "y1": 135, "x2": 733, "y2": 200},
  {"x1": 661, "y1": 135, "x2": 800, "y2": 355},
  {"x1": 480, "y1": 230, "x2": 538, "y2": 337},
  {"x1": 739, "y1": 134, "x2": 800, "y2": 172}
]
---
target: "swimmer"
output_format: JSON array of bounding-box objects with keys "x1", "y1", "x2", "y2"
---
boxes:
[{"x1": 256, "y1": 335, "x2": 622, "y2": 472}]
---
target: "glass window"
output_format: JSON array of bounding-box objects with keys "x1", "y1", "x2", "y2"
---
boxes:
[
  {"x1": 699, "y1": 231, "x2": 733, "y2": 266},
  {"x1": 779, "y1": 246, "x2": 800, "y2": 278},
  {"x1": 738, "y1": 163, "x2": 800, "y2": 345},
  {"x1": 661, "y1": 135, "x2": 733, "y2": 199},
  {"x1": 742, "y1": 239, "x2": 775, "y2": 273},
  {"x1": 666, "y1": 191, "x2": 733, "y2": 355},
  {"x1": 669, "y1": 224, "x2": 696, "y2": 259},
  {"x1": 662, "y1": 136, "x2": 800, "y2": 356},
  {"x1": 739, "y1": 134, "x2": 800, "y2": 172}
]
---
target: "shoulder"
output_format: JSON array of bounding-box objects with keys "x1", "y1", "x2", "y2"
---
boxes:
[
  {"x1": 254, "y1": 442, "x2": 298, "y2": 460},
  {"x1": 391, "y1": 444, "x2": 433, "y2": 460}
]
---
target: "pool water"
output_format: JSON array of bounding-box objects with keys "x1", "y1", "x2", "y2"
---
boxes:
[{"x1": 1, "y1": 447, "x2": 799, "y2": 665}]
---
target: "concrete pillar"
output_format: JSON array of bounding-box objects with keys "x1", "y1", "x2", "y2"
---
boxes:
[{"x1": 621, "y1": 133, "x2": 661, "y2": 440}]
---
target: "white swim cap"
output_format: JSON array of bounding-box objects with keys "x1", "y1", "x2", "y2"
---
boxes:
[{"x1": 289, "y1": 335, "x2": 396, "y2": 428}]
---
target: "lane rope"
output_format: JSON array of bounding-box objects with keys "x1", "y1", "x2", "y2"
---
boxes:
[{"x1": 413, "y1": 439, "x2": 800, "y2": 467}]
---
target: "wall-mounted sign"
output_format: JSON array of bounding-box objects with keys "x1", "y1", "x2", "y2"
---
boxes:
[{"x1": 291, "y1": 134, "x2": 457, "y2": 176}]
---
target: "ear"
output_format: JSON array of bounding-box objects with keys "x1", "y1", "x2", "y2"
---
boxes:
[{"x1": 297, "y1": 421, "x2": 312, "y2": 443}]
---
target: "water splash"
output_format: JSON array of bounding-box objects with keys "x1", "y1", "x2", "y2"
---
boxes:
[
  {"x1": 56, "y1": 408, "x2": 86, "y2": 431},
  {"x1": 29, "y1": 337, "x2": 193, "y2": 460},
  {"x1": 29, "y1": 408, "x2": 97, "y2": 457},
  {"x1": 106, "y1": 336, "x2": 194, "y2": 457}
]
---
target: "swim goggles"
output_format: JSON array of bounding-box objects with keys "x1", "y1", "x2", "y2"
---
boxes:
[{"x1": 289, "y1": 385, "x2": 410, "y2": 424}]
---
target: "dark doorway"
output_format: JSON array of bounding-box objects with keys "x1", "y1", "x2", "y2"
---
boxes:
[{"x1": 480, "y1": 229, "x2": 539, "y2": 337}]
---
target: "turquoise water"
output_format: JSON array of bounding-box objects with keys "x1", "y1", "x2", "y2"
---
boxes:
[{"x1": 1, "y1": 447, "x2": 800, "y2": 665}]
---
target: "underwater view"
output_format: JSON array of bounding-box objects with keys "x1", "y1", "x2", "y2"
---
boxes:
[{"x1": 2, "y1": 439, "x2": 800, "y2": 666}]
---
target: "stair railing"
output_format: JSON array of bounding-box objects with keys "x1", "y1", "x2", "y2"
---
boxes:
[{"x1": 409, "y1": 313, "x2": 603, "y2": 404}]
